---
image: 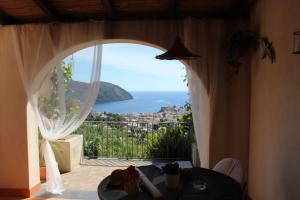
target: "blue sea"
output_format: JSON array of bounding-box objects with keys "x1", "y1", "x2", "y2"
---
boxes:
[{"x1": 93, "y1": 91, "x2": 190, "y2": 114}]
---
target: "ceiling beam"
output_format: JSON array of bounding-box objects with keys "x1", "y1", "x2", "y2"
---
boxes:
[
  {"x1": 3, "y1": 13, "x2": 248, "y2": 25},
  {"x1": 109, "y1": 12, "x2": 247, "y2": 21},
  {"x1": 0, "y1": 10, "x2": 18, "y2": 25},
  {"x1": 102, "y1": 0, "x2": 117, "y2": 19},
  {"x1": 33, "y1": 0, "x2": 60, "y2": 21},
  {"x1": 229, "y1": 0, "x2": 242, "y2": 15},
  {"x1": 244, "y1": 0, "x2": 257, "y2": 16},
  {"x1": 0, "y1": 15, "x2": 7, "y2": 24},
  {"x1": 169, "y1": 0, "x2": 179, "y2": 18},
  {"x1": 229, "y1": 0, "x2": 255, "y2": 18},
  {"x1": 0, "y1": 10, "x2": 249, "y2": 25}
]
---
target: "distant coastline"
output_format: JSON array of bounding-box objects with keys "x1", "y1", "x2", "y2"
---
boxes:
[
  {"x1": 93, "y1": 91, "x2": 189, "y2": 114},
  {"x1": 90, "y1": 104, "x2": 189, "y2": 123},
  {"x1": 69, "y1": 81, "x2": 133, "y2": 103}
]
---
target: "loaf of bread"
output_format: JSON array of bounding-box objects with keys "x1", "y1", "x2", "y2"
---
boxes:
[{"x1": 108, "y1": 169, "x2": 128, "y2": 189}]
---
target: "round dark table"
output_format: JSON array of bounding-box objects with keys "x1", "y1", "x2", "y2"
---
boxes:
[{"x1": 98, "y1": 165, "x2": 243, "y2": 200}]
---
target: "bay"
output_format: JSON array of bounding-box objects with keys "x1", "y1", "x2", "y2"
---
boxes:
[{"x1": 93, "y1": 91, "x2": 190, "y2": 114}]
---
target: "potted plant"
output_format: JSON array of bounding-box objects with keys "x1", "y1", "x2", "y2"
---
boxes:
[
  {"x1": 224, "y1": 30, "x2": 258, "y2": 74},
  {"x1": 162, "y1": 162, "x2": 181, "y2": 189}
]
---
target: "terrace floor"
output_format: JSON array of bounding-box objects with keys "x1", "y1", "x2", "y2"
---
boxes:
[
  {"x1": 0, "y1": 159, "x2": 173, "y2": 200},
  {"x1": 34, "y1": 159, "x2": 155, "y2": 200}
]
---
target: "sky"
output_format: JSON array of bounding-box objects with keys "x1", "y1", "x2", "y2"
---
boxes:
[{"x1": 68, "y1": 43, "x2": 188, "y2": 92}]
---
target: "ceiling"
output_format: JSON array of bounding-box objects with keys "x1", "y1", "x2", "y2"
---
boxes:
[{"x1": 0, "y1": 0, "x2": 255, "y2": 25}]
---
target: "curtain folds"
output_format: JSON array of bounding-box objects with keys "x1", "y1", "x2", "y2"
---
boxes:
[
  {"x1": 11, "y1": 23, "x2": 104, "y2": 193},
  {"x1": 106, "y1": 18, "x2": 233, "y2": 168},
  {"x1": 183, "y1": 18, "x2": 229, "y2": 168}
]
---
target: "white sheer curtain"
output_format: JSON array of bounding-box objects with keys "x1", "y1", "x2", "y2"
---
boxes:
[
  {"x1": 186, "y1": 68, "x2": 210, "y2": 167},
  {"x1": 183, "y1": 18, "x2": 227, "y2": 168},
  {"x1": 11, "y1": 23, "x2": 104, "y2": 194},
  {"x1": 32, "y1": 46, "x2": 102, "y2": 193}
]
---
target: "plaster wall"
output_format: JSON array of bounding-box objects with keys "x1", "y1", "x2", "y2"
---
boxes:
[
  {"x1": 249, "y1": 0, "x2": 300, "y2": 199},
  {"x1": 0, "y1": 31, "x2": 31, "y2": 189}
]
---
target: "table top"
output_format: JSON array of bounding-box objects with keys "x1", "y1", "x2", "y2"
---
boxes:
[{"x1": 98, "y1": 165, "x2": 243, "y2": 200}]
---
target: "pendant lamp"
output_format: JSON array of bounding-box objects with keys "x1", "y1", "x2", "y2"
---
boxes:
[{"x1": 155, "y1": 36, "x2": 200, "y2": 60}]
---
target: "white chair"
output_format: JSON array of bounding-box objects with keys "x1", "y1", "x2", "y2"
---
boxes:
[{"x1": 213, "y1": 158, "x2": 243, "y2": 185}]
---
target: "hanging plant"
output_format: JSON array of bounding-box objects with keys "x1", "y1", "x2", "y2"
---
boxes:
[
  {"x1": 261, "y1": 37, "x2": 276, "y2": 63},
  {"x1": 224, "y1": 30, "x2": 259, "y2": 74}
]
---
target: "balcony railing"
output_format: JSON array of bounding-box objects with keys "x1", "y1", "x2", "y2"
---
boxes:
[{"x1": 73, "y1": 121, "x2": 194, "y2": 160}]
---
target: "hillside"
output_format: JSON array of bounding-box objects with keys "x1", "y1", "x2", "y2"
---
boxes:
[
  {"x1": 97, "y1": 82, "x2": 133, "y2": 103},
  {"x1": 69, "y1": 81, "x2": 133, "y2": 103}
]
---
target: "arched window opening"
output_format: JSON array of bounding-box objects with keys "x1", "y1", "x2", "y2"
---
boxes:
[{"x1": 66, "y1": 43, "x2": 195, "y2": 162}]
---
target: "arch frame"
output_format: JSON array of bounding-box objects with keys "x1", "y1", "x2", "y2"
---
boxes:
[{"x1": 31, "y1": 38, "x2": 192, "y2": 95}]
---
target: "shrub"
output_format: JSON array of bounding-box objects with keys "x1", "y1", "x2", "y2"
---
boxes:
[
  {"x1": 148, "y1": 125, "x2": 192, "y2": 159},
  {"x1": 84, "y1": 136, "x2": 100, "y2": 158}
]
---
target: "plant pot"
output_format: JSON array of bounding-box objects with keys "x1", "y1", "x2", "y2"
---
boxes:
[
  {"x1": 164, "y1": 173, "x2": 180, "y2": 189},
  {"x1": 40, "y1": 166, "x2": 47, "y2": 181}
]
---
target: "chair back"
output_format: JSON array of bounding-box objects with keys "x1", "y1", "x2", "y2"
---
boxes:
[{"x1": 213, "y1": 158, "x2": 243, "y2": 185}]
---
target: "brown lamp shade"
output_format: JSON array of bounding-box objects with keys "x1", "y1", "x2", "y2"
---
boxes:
[{"x1": 155, "y1": 36, "x2": 200, "y2": 60}]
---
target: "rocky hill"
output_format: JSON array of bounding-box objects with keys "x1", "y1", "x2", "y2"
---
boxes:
[{"x1": 69, "y1": 81, "x2": 133, "y2": 103}]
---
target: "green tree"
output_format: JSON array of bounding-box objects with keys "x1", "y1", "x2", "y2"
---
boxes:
[
  {"x1": 177, "y1": 102, "x2": 193, "y2": 133},
  {"x1": 38, "y1": 58, "x2": 80, "y2": 121}
]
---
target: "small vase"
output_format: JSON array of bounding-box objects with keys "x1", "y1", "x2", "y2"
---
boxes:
[
  {"x1": 124, "y1": 179, "x2": 140, "y2": 195},
  {"x1": 164, "y1": 173, "x2": 180, "y2": 189}
]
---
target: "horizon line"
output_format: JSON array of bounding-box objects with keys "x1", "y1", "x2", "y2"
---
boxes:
[{"x1": 128, "y1": 90, "x2": 189, "y2": 92}]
